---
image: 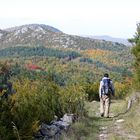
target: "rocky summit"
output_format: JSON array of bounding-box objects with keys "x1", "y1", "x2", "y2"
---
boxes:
[{"x1": 0, "y1": 24, "x2": 127, "y2": 51}]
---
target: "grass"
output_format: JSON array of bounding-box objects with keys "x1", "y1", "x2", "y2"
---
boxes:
[
  {"x1": 122, "y1": 97, "x2": 140, "y2": 139},
  {"x1": 108, "y1": 93, "x2": 140, "y2": 139},
  {"x1": 61, "y1": 99, "x2": 128, "y2": 140},
  {"x1": 62, "y1": 116, "x2": 100, "y2": 140},
  {"x1": 62, "y1": 95, "x2": 140, "y2": 140},
  {"x1": 61, "y1": 101, "x2": 100, "y2": 140}
]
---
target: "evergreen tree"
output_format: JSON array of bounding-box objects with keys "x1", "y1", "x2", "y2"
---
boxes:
[{"x1": 129, "y1": 23, "x2": 140, "y2": 88}]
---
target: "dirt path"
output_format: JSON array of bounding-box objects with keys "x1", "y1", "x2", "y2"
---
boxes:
[
  {"x1": 64, "y1": 95, "x2": 139, "y2": 140},
  {"x1": 97, "y1": 98, "x2": 138, "y2": 140},
  {"x1": 99, "y1": 118, "x2": 138, "y2": 140}
]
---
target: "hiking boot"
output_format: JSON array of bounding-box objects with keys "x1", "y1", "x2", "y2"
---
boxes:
[
  {"x1": 104, "y1": 116, "x2": 109, "y2": 118},
  {"x1": 100, "y1": 113, "x2": 104, "y2": 117}
]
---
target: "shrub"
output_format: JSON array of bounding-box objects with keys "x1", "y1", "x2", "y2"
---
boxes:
[
  {"x1": 59, "y1": 84, "x2": 86, "y2": 116},
  {"x1": 0, "y1": 78, "x2": 60, "y2": 139},
  {"x1": 114, "y1": 79, "x2": 132, "y2": 99},
  {"x1": 85, "y1": 82, "x2": 99, "y2": 101},
  {"x1": 0, "y1": 78, "x2": 86, "y2": 139}
]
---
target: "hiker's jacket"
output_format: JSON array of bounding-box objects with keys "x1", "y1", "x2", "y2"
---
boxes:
[{"x1": 99, "y1": 77, "x2": 115, "y2": 98}]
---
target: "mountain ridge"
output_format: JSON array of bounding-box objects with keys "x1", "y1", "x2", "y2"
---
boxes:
[
  {"x1": 84, "y1": 35, "x2": 130, "y2": 46},
  {"x1": 4, "y1": 24, "x2": 62, "y2": 33},
  {"x1": 0, "y1": 24, "x2": 127, "y2": 51}
]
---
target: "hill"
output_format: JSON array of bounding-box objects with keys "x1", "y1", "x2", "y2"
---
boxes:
[
  {"x1": 0, "y1": 24, "x2": 132, "y2": 81},
  {"x1": 0, "y1": 24, "x2": 127, "y2": 51},
  {"x1": 0, "y1": 24, "x2": 134, "y2": 140},
  {"x1": 83, "y1": 35, "x2": 131, "y2": 46}
]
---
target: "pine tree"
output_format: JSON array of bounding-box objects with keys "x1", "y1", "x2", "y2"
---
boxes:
[{"x1": 129, "y1": 23, "x2": 140, "y2": 88}]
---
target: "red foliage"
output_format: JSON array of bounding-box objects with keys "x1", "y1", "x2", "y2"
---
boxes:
[{"x1": 26, "y1": 64, "x2": 44, "y2": 71}]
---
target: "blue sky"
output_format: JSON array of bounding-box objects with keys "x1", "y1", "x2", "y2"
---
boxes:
[{"x1": 0, "y1": 0, "x2": 140, "y2": 38}]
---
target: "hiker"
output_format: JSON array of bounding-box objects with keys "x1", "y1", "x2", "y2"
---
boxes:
[{"x1": 99, "y1": 73, "x2": 115, "y2": 118}]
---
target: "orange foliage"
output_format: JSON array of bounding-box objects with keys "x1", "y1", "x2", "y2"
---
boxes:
[
  {"x1": 85, "y1": 49, "x2": 112, "y2": 56},
  {"x1": 81, "y1": 49, "x2": 120, "y2": 66}
]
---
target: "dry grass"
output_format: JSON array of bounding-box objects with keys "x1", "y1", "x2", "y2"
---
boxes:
[
  {"x1": 61, "y1": 99, "x2": 127, "y2": 140},
  {"x1": 62, "y1": 95, "x2": 140, "y2": 140},
  {"x1": 122, "y1": 98, "x2": 140, "y2": 138}
]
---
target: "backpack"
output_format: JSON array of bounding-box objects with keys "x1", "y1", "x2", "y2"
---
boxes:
[{"x1": 101, "y1": 78, "x2": 112, "y2": 95}]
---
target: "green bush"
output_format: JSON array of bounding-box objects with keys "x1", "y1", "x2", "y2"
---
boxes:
[
  {"x1": 0, "y1": 79, "x2": 60, "y2": 139},
  {"x1": 59, "y1": 84, "x2": 86, "y2": 116},
  {"x1": 85, "y1": 82, "x2": 99, "y2": 101},
  {"x1": 0, "y1": 77, "x2": 86, "y2": 139}
]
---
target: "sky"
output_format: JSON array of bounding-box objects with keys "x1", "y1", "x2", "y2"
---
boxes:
[{"x1": 0, "y1": 0, "x2": 140, "y2": 38}]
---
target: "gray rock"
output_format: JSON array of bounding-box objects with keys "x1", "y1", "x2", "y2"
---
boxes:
[
  {"x1": 62, "y1": 113, "x2": 74, "y2": 124},
  {"x1": 53, "y1": 121, "x2": 70, "y2": 130},
  {"x1": 48, "y1": 125, "x2": 60, "y2": 137},
  {"x1": 35, "y1": 113, "x2": 75, "y2": 139}
]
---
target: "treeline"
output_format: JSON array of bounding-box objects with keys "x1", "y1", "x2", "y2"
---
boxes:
[
  {"x1": 0, "y1": 47, "x2": 132, "y2": 77},
  {"x1": 0, "y1": 46, "x2": 81, "y2": 59},
  {"x1": 79, "y1": 57, "x2": 131, "y2": 76}
]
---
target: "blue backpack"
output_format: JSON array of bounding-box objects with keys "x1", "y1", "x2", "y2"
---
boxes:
[{"x1": 101, "y1": 79, "x2": 112, "y2": 95}]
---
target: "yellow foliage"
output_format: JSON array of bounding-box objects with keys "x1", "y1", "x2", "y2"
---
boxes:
[
  {"x1": 114, "y1": 78, "x2": 132, "y2": 98},
  {"x1": 81, "y1": 49, "x2": 120, "y2": 66},
  {"x1": 31, "y1": 120, "x2": 40, "y2": 133},
  {"x1": 59, "y1": 84, "x2": 86, "y2": 115}
]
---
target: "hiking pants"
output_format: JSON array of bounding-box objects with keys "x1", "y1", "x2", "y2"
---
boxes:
[{"x1": 100, "y1": 95, "x2": 110, "y2": 117}]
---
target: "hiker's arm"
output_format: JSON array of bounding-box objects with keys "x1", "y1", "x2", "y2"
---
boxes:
[
  {"x1": 110, "y1": 81, "x2": 115, "y2": 96},
  {"x1": 99, "y1": 81, "x2": 103, "y2": 98}
]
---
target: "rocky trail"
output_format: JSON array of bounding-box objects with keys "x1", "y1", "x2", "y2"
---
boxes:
[
  {"x1": 37, "y1": 94, "x2": 140, "y2": 140},
  {"x1": 97, "y1": 95, "x2": 139, "y2": 140},
  {"x1": 99, "y1": 118, "x2": 138, "y2": 140}
]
